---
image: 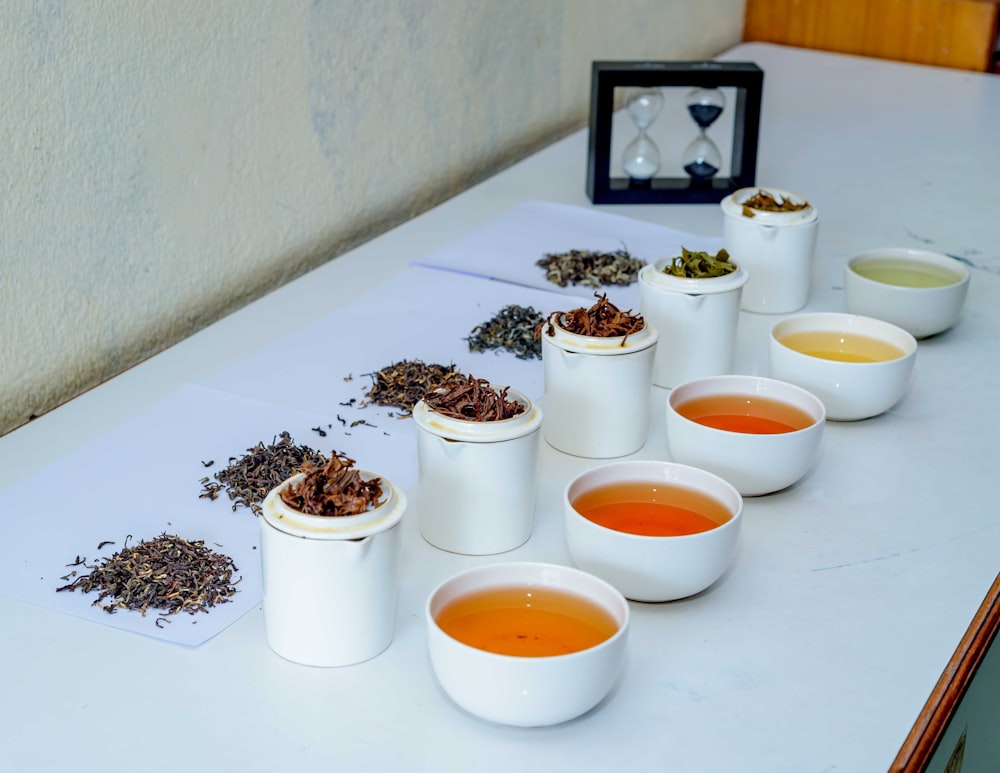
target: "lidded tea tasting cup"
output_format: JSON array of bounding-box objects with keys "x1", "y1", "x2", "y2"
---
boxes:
[
  {"x1": 564, "y1": 460, "x2": 743, "y2": 602},
  {"x1": 844, "y1": 247, "x2": 971, "y2": 338},
  {"x1": 412, "y1": 382, "x2": 542, "y2": 555},
  {"x1": 769, "y1": 312, "x2": 917, "y2": 421},
  {"x1": 638, "y1": 254, "x2": 748, "y2": 388},
  {"x1": 260, "y1": 465, "x2": 406, "y2": 667},
  {"x1": 666, "y1": 374, "x2": 825, "y2": 496},
  {"x1": 541, "y1": 305, "x2": 658, "y2": 458},
  {"x1": 426, "y1": 561, "x2": 629, "y2": 727},
  {"x1": 721, "y1": 186, "x2": 819, "y2": 313}
]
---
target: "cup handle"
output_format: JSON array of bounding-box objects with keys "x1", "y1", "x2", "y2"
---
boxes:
[{"x1": 760, "y1": 225, "x2": 778, "y2": 241}]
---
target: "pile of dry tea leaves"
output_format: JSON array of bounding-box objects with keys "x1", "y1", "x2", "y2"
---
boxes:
[
  {"x1": 662, "y1": 247, "x2": 738, "y2": 279},
  {"x1": 536, "y1": 246, "x2": 644, "y2": 289},
  {"x1": 200, "y1": 431, "x2": 327, "y2": 515},
  {"x1": 466, "y1": 304, "x2": 544, "y2": 360},
  {"x1": 740, "y1": 189, "x2": 810, "y2": 217},
  {"x1": 279, "y1": 452, "x2": 383, "y2": 517},
  {"x1": 422, "y1": 374, "x2": 526, "y2": 421},
  {"x1": 545, "y1": 293, "x2": 645, "y2": 342},
  {"x1": 56, "y1": 533, "x2": 239, "y2": 621},
  {"x1": 362, "y1": 360, "x2": 464, "y2": 417}
]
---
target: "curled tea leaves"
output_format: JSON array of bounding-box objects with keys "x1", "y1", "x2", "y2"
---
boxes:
[
  {"x1": 362, "y1": 360, "x2": 464, "y2": 417},
  {"x1": 279, "y1": 452, "x2": 383, "y2": 517},
  {"x1": 422, "y1": 374, "x2": 526, "y2": 421},
  {"x1": 544, "y1": 293, "x2": 645, "y2": 344},
  {"x1": 467, "y1": 304, "x2": 544, "y2": 360},
  {"x1": 536, "y1": 246, "x2": 644, "y2": 289},
  {"x1": 200, "y1": 431, "x2": 327, "y2": 516},
  {"x1": 740, "y1": 189, "x2": 810, "y2": 217},
  {"x1": 661, "y1": 247, "x2": 737, "y2": 279},
  {"x1": 56, "y1": 533, "x2": 240, "y2": 617}
]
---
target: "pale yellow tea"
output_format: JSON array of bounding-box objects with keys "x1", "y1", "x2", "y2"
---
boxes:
[
  {"x1": 779, "y1": 331, "x2": 905, "y2": 363},
  {"x1": 853, "y1": 259, "x2": 960, "y2": 288}
]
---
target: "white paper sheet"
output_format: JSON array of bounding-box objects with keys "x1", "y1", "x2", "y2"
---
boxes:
[
  {"x1": 198, "y1": 265, "x2": 576, "y2": 416},
  {"x1": 0, "y1": 385, "x2": 380, "y2": 646},
  {"x1": 411, "y1": 200, "x2": 723, "y2": 312}
]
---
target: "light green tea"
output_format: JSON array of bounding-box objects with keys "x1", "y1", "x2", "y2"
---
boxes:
[{"x1": 853, "y1": 259, "x2": 960, "y2": 288}]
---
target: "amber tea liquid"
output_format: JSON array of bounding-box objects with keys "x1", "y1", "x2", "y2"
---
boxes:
[
  {"x1": 573, "y1": 480, "x2": 731, "y2": 537},
  {"x1": 779, "y1": 331, "x2": 905, "y2": 363},
  {"x1": 676, "y1": 393, "x2": 814, "y2": 434},
  {"x1": 436, "y1": 585, "x2": 618, "y2": 657}
]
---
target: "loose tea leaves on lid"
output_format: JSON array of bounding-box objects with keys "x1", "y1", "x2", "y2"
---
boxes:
[
  {"x1": 279, "y1": 452, "x2": 383, "y2": 517},
  {"x1": 422, "y1": 374, "x2": 527, "y2": 421},
  {"x1": 740, "y1": 189, "x2": 810, "y2": 218},
  {"x1": 56, "y1": 533, "x2": 240, "y2": 618},
  {"x1": 200, "y1": 431, "x2": 328, "y2": 515},
  {"x1": 661, "y1": 246, "x2": 737, "y2": 279},
  {"x1": 361, "y1": 360, "x2": 464, "y2": 417},
  {"x1": 536, "y1": 246, "x2": 645, "y2": 289},
  {"x1": 466, "y1": 304, "x2": 544, "y2": 360},
  {"x1": 544, "y1": 293, "x2": 645, "y2": 344}
]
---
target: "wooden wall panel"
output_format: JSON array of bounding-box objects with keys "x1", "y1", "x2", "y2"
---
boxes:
[{"x1": 743, "y1": 0, "x2": 1000, "y2": 71}]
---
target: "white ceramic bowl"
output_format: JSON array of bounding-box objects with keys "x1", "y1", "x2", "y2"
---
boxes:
[
  {"x1": 769, "y1": 312, "x2": 917, "y2": 421},
  {"x1": 563, "y1": 461, "x2": 742, "y2": 602},
  {"x1": 844, "y1": 247, "x2": 970, "y2": 338},
  {"x1": 426, "y1": 562, "x2": 629, "y2": 727},
  {"x1": 666, "y1": 375, "x2": 825, "y2": 496}
]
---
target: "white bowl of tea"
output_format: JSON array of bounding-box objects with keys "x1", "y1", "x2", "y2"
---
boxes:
[
  {"x1": 769, "y1": 312, "x2": 917, "y2": 421},
  {"x1": 426, "y1": 562, "x2": 629, "y2": 727},
  {"x1": 844, "y1": 247, "x2": 970, "y2": 338},
  {"x1": 563, "y1": 461, "x2": 743, "y2": 602},
  {"x1": 666, "y1": 375, "x2": 825, "y2": 496}
]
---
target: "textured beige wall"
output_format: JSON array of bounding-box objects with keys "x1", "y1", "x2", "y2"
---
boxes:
[{"x1": 0, "y1": 1, "x2": 743, "y2": 436}]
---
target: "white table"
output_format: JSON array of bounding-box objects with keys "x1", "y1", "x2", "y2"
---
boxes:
[{"x1": 2, "y1": 43, "x2": 998, "y2": 772}]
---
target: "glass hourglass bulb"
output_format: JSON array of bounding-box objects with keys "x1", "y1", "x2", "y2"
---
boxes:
[
  {"x1": 682, "y1": 132, "x2": 722, "y2": 182},
  {"x1": 686, "y1": 87, "x2": 726, "y2": 129},
  {"x1": 625, "y1": 87, "x2": 664, "y2": 131},
  {"x1": 623, "y1": 132, "x2": 661, "y2": 180},
  {"x1": 622, "y1": 87, "x2": 664, "y2": 181}
]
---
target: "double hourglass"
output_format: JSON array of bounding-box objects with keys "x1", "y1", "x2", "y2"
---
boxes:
[{"x1": 621, "y1": 86, "x2": 727, "y2": 185}]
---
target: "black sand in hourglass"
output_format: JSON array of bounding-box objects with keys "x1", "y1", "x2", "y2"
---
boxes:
[{"x1": 683, "y1": 88, "x2": 725, "y2": 183}]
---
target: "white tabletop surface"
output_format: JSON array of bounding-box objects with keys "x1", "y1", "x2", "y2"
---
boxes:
[{"x1": 2, "y1": 43, "x2": 998, "y2": 771}]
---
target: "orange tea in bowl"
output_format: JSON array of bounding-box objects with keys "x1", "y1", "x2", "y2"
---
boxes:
[
  {"x1": 571, "y1": 480, "x2": 731, "y2": 537},
  {"x1": 435, "y1": 584, "x2": 619, "y2": 657},
  {"x1": 675, "y1": 393, "x2": 814, "y2": 434}
]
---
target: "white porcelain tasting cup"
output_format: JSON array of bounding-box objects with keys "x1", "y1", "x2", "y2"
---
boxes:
[
  {"x1": 665, "y1": 375, "x2": 826, "y2": 496},
  {"x1": 260, "y1": 471, "x2": 406, "y2": 667},
  {"x1": 426, "y1": 561, "x2": 629, "y2": 727},
  {"x1": 564, "y1": 460, "x2": 743, "y2": 602},
  {"x1": 844, "y1": 247, "x2": 971, "y2": 338},
  {"x1": 769, "y1": 312, "x2": 917, "y2": 421},
  {"x1": 638, "y1": 259, "x2": 748, "y2": 388},
  {"x1": 541, "y1": 316, "x2": 657, "y2": 458},
  {"x1": 412, "y1": 387, "x2": 542, "y2": 555},
  {"x1": 721, "y1": 186, "x2": 819, "y2": 313}
]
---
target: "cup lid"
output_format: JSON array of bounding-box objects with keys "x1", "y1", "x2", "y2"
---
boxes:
[
  {"x1": 261, "y1": 472, "x2": 406, "y2": 539},
  {"x1": 412, "y1": 386, "x2": 542, "y2": 442},
  {"x1": 721, "y1": 186, "x2": 817, "y2": 225},
  {"x1": 541, "y1": 315, "x2": 658, "y2": 355},
  {"x1": 640, "y1": 260, "x2": 749, "y2": 295}
]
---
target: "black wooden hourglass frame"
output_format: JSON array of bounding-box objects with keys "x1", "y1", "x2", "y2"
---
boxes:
[{"x1": 586, "y1": 61, "x2": 763, "y2": 205}]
